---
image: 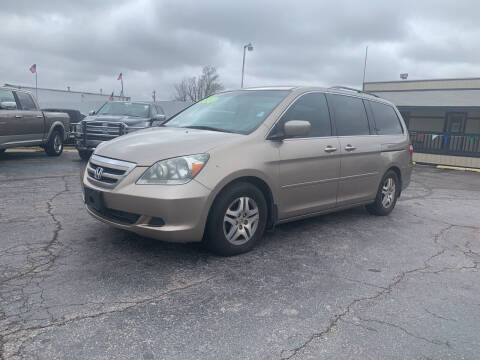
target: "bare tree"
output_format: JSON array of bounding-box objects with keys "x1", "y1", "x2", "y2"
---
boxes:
[{"x1": 173, "y1": 66, "x2": 224, "y2": 102}]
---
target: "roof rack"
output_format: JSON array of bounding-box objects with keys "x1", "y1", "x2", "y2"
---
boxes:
[{"x1": 329, "y1": 86, "x2": 379, "y2": 98}]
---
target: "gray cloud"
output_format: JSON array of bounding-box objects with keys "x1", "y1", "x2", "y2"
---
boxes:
[{"x1": 1, "y1": 0, "x2": 480, "y2": 100}]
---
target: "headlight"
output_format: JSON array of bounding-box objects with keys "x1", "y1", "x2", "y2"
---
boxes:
[{"x1": 137, "y1": 154, "x2": 209, "y2": 185}]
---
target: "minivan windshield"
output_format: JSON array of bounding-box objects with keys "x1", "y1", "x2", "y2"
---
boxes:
[
  {"x1": 97, "y1": 102, "x2": 150, "y2": 118},
  {"x1": 165, "y1": 90, "x2": 290, "y2": 134}
]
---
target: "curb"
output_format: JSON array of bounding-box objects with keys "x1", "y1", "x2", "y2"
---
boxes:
[{"x1": 436, "y1": 165, "x2": 480, "y2": 173}]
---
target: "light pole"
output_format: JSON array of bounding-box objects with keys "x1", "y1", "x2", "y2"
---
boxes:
[{"x1": 241, "y1": 42, "x2": 254, "y2": 88}]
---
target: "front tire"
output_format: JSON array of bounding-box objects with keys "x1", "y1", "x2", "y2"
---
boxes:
[
  {"x1": 366, "y1": 170, "x2": 399, "y2": 216},
  {"x1": 45, "y1": 130, "x2": 63, "y2": 156},
  {"x1": 78, "y1": 150, "x2": 92, "y2": 161},
  {"x1": 204, "y1": 182, "x2": 267, "y2": 256}
]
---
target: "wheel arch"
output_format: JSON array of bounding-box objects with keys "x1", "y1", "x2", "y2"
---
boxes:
[
  {"x1": 46, "y1": 122, "x2": 66, "y2": 141},
  {"x1": 206, "y1": 174, "x2": 277, "y2": 230},
  {"x1": 385, "y1": 165, "x2": 402, "y2": 196}
]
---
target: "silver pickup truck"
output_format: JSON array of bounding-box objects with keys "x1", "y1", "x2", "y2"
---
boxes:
[{"x1": 0, "y1": 87, "x2": 70, "y2": 156}]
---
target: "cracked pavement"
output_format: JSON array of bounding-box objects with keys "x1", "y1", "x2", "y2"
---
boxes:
[{"x1": 1, "y1": 150, "x2": 479, "y2": 359}]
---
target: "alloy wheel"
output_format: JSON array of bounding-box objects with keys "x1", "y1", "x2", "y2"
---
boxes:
[
  {"x1": 54, "y1": 134, "x2": 62, "y2": 153},
  {"x1": 223, "y1": 196, "x2": 260, "y2": 245},
  {"x1": 381, "y1": 177, "x2": 396, "y2": 208}
]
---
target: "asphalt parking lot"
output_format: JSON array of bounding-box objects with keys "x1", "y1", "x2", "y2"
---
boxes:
[{"x1": 1, "y1": 149, "x2": 479, "y2": 360}]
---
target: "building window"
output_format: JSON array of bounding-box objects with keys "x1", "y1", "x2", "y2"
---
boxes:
[
  {"x1": 466, "y1": 111, "x2": 480, "y2": 134},
  {"x1": 446, "y1": 112, "x2": 466, "y2": 133},
  {"x1": 408, "y1": 110, "x2": 445, "y2": 132}
]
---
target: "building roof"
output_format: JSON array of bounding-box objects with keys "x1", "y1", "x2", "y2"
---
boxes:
[
  {"x1": 369, "y1": 89, "x2": 480, "y2": 107},
  {"x1": 3, "y1": 83, "x2": 120, "y2": 97},
  {"x1": 364, "y1": 77, "x2": 480, "y2": 91},
  {"x1": 364, "y1": 77, "x2": 480, "y2": 107}
]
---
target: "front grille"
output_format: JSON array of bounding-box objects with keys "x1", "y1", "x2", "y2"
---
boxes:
[
  {"x1": 84, "y1": 121, "x2": 125, "y2": 141},
  {"x1": 86, "y1": 154, "x2": 136, "y2": 189}
]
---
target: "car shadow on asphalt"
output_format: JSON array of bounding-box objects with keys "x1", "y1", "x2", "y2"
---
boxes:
[
  {"x1": 103, "y1": 205, "x2": 369, "y2": 261},
  {"x1": 0, "y1": 151, "x2": 51, "y2": 161}
]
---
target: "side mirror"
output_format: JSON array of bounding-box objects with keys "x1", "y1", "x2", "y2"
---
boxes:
[
  {"x1": 0, "y1": 101, "x2": 17, "y2": 110},
  {"x1": 283, "y1": 120, "x2": 311, "y2": 138},
  {"x1": 88, "y1": 110, "x2": 96, "y2": 116},
  {"x1": 152, "y1": 114, "x2": 166, "y2": 125}
]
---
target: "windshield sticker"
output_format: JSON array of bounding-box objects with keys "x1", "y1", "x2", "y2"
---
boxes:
[{"x1": 199, "y1": 96, "x2": 219, "y2": 104}]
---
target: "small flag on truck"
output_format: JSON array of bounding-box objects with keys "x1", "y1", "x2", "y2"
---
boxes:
[{"x1": 29, "y1": 64, "x2": 37, "y2": 73}]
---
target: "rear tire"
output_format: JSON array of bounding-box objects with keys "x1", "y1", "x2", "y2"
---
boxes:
[
  {"x1": 78, "y1": 150, "x2": 92, "y2": 161},
  {"x1": 366, "y1": 170, "x2": 399, "y2": 216},
  {"x1": 204, "y1": 182, "x2": 267, "y2": 256},
  {"x1": 45, "y1": 129, "x2": 63, "y2": 156}
]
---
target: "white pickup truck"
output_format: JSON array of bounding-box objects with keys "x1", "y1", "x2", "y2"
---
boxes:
[{"x1": 0, "y1": 87, "x2": 70, "y2": 156}]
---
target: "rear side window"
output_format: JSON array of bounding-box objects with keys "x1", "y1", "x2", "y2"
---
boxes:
[
  {"x1": 278, "y1": 92, "x2": 331, "y2": 137},
  {"x1": 15, "y1": 92, "x2": 37, "y2": 110},
  {"x1": 327, "y1": 94, "x2": 370, "y2": 136},
  {"x1": 369, "y1": 101, "x2": 403, "y2": 135},
  {"x1": 0, "y1": 89, "x2": 15, "y2": 103}
]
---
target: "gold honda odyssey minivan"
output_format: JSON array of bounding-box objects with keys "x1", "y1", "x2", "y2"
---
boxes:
[{"x1": 83, "y1": 86, "x2": 412, "y2": 255}]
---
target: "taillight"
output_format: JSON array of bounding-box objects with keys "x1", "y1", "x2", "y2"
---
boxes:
[{"x1": 409, "y1": 144, "x2": 413, "y2": 158}]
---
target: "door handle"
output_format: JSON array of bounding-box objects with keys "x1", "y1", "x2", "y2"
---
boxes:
[
  {"x1": 36, "y1": 115, "x2": 44, "y2": 118},
  {"x1": 324, "y1": 145, "x2": 337, "y2": 153},
  {"x1": 15, "y1": 115, "x2": 23, "y2": 118},
  {"x1": 345, "y1": 144, "x2": 356, "y2": 151}
]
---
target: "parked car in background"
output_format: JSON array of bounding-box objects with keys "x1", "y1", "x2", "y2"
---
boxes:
[
  {"x1": 74, "y1": 101, "x2": 166, "y2": 160},
  {"x1": 0, "y1": 87, "x2": 70, "y2": 156},
  {"x1": 42, "y1": 108, "x2": 86, "y2": 144},
  {"x1": 82, "y1": 86, "x2": 413, "y2": 255}
]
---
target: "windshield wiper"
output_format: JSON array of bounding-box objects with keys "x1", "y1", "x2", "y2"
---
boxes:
[{"x1": 183, "y1": 125, "x2": 234, "y2": 133}]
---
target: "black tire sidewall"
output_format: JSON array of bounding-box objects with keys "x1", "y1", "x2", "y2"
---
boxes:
[
  {"x1": 205, "y1": 182, "x2": 267, "y2": 256},
  {"x1": 78, "y1": 150, "x2": 92, "y2": 161},
  {"x1": 45, "y1": 130, "x2": 63, "y2": 156}
]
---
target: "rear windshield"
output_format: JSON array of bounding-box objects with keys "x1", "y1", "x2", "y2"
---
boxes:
[
  {"x1": 97, "y1": 102, "x2": 150, "y2": 118},
  {"x1": 165, "y1": 90, "x2": 290, "y2": 134}
]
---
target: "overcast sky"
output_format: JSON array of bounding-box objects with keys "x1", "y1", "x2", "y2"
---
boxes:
[{"x1": 1, "y1": 0, "x2": 480, "y2": 101}]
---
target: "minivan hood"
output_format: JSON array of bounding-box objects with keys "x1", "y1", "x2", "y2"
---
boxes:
[{"x1": 95, "y1": 127, "x2": 241, "y2": 166}]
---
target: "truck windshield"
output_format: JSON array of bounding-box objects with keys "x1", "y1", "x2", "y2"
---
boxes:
[
  {"x1": 165, "y1": 90, "x2": 290, "y2": 134},
  {"x1": 97, "y1": 102, "x2": 150, "y2": 118}
]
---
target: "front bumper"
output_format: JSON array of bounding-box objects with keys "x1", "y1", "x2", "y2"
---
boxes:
[
  {"x1": 82, "y1": 166, "x2": 212, "y2": 243},
  {"x1": 75, "y1": 138, "x2": 101, "y2": 151}
]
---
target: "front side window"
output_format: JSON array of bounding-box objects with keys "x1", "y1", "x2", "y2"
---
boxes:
[
  {"x1": 15, "y1": 92, "x2": 37, "y2": 111},
  {"x1": 369, "y1": 101, "x2": 403, "y2": 135},
  {"x1": 0, "y1": 89, "x2": 15, "y2": 104},
  {"x1": 327, "y1": 94, "x2": 370, "y2": 136},
  {"x1": 165, "y1": 90, "x2": 290, "y2": 134},
  {"x1": 275, "y1": 92, "x2": 331, "y2": 137},
  {"x1": 97, "y1": 102, "x2": 151, "y2": 118}
]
